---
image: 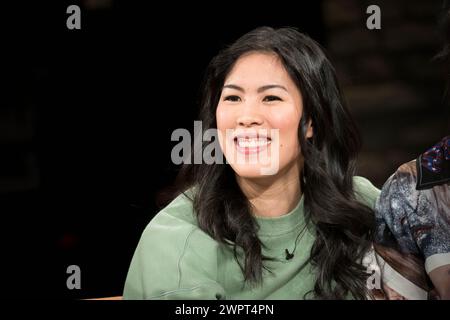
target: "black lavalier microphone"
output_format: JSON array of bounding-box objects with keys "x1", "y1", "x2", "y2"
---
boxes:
[
  {"x1": 285, "y1": 249, "x2": 294, "y2": 260},
  {"x1": 284, "y1": 225, "x2": 307, "y2": 260}
]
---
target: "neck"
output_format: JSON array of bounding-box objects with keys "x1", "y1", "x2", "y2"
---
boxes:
[{"x1": 236, "y1": 159, "x2": 303, "y2": 218}]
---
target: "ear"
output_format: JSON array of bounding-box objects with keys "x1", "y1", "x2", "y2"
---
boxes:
[{"x1": 306, "y1": 119, "x2": 313, "y2": 139}]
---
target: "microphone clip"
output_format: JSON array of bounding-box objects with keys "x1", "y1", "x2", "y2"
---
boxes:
[{"x1": 285, "y1": 249, "x2": 294, "y2": 260}]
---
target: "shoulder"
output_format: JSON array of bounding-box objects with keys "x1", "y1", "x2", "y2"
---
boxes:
[
  {"x1": 374, "y1": 160, "x2": 419, "y2": 230},
  {"x1": 380, "y1": 160, "x2": 418, "y2": 200},
  {"x1": 375, "y1": 160, "x2": 450, "y2": 262},
  {"x1": 140, "y1": 188, "x2": 216, "y2": 253},
  {"x1": 375, "y1": 160, "x2": 419, "y2": 223},
  {"x1": 124, "y1": 189, "x2": 224, "y2": 299},
  {"x1": 374, "y1": 160, "x2": 418, "y2": 234},
  {"x1": 150, "y1": 190, "x2": 197, "y2": 229},
  {"x1": 135, "y1": 191, "x2": 198, "y2": 254},
  {"x1": 352, "y1": 175, "x2": 381, "y2": 209}
]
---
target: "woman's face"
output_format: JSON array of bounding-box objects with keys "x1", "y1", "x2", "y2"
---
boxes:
[{"x1": 216, "y1": 51, "x2": 312, "y2": 178}]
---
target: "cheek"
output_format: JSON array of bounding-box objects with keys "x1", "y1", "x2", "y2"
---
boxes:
[
  {"x1": 216, "y1": 104, "x2": 235, "y2": 152},
  {"x1": 216, "y1": 104, "x2": 234, "y2": 130},
  {"x1": 268, "y1": 109, "x2": 301, "y2": 149}
]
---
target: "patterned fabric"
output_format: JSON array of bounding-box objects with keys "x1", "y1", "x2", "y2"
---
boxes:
[
  {"x1": 417, "y1": 136, "x2": 450, "y2": 189},
  {"x1": 375, "y1": 160, "x2": 450, "y2": 260},
  {"x1": 374, "y1": 136, "x2": 450, "y2": 299},
  {"x1": 420, "y1": 135, "x2": 450, "y2": 174}
]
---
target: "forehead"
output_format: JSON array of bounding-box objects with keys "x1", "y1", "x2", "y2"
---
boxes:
[{"x1": 225, "y1": 52, "x2": 295, "y2": 87}]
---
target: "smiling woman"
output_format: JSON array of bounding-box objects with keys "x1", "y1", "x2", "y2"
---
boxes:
[
  {"x1": 123, "y1": 26, "x2": 381, "y2": 300},
  {"x1": 216, "y1": 52, "x2": 312, "y2": 186}
]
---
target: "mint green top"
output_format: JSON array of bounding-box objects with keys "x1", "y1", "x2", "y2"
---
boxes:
[{"x1": 123, "y1": 176, "x2": 380, "y2": 300}]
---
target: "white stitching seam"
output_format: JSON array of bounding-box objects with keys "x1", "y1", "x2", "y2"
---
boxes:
[{"x1": 177, "y1": 226, "x2": 197, "y2": 288}]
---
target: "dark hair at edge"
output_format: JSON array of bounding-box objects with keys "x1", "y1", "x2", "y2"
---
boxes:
[{"x1": 177, "y1": 26, "x2": 376, "y2": 299}]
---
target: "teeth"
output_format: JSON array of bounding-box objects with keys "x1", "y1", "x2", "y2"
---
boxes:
[{"x1": 236, "y1": 138, "x2": 270, "y2": 148}]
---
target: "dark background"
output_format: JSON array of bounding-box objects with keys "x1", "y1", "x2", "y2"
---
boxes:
[{"x1": 1, "y1": 0, "x2": 448, "y2": 299}]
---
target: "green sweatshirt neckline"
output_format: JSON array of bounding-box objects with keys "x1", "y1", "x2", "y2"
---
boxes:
[{"x1": 253, "y1": 195, "x2": 305, "y2": 236}]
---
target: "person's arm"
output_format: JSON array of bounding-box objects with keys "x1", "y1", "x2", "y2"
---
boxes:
[
  {"x1": 371, "y1": 246, "x2": 429, "y2": 300},
  {"x1": 374, "y1": 161, "x2": 450, "y2": 299},
  {"x1": 428, "y1": 264, "x2": 450, "y2": 299}
]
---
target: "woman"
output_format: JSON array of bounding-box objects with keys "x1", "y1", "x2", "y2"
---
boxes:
[{"x1": 123, "y1": 27, "x2": 380, "y2": 300}]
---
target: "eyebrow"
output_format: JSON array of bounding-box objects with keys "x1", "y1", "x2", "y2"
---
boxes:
[{"x1": 222, "y1": 84, "x2": 288, "y2": 93}]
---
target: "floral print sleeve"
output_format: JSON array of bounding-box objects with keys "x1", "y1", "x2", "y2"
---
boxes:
[{"x1": 374, "y1": 136, "x2": 450, "y2": 299}]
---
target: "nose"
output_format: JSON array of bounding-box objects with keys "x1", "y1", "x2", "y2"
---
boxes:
[{"x1": 236, "y1": 102, "x2": 264, "y2": 127}]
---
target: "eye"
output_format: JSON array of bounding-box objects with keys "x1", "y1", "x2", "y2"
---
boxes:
[
  {"x1": 263, "y1": 95, "x2": 282, "y2": 102},
  {"x1": 224, "y1": 95, "x2": 241, "y2": 102}
]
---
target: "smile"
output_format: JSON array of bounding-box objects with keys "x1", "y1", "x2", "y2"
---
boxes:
[
  {"x1": 233, "y1": 134, "x2": 272, "y2": 154},
  {"x1": 236, "y1": 138, "x2": 271, "y2": 148}
]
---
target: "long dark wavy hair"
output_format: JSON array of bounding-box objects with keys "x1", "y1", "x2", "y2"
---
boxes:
[{"x1": 176, "y1": 26, "x2": 375, "y2": 299}]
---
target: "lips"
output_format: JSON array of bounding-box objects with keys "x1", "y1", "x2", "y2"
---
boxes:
[
  {"x1": 233, "y1": 132, "x2": 272, "y2": 154},
  {"x1": 235, "y1": 137, "x2": 271, "y2": 148}
]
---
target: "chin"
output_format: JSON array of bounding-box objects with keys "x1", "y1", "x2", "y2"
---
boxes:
[{"x1": 229, "y1": 163, "x2": 279, "y2": 178}]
